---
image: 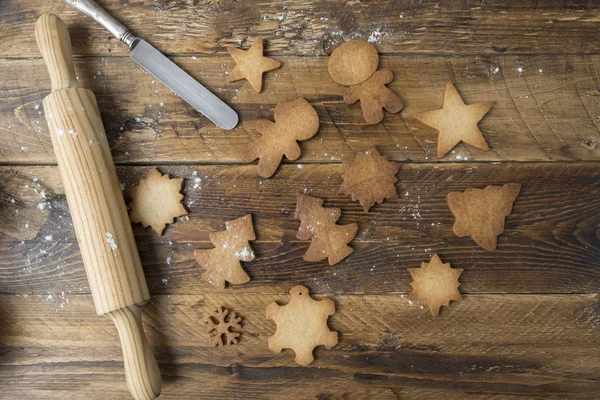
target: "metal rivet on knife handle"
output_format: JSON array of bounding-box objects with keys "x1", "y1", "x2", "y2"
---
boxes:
[
  {"x1": 66, "y1": 0, "x2": 239, "y2": 130},
  {"x1": 35, "y1": 13, "x2": 161, "y2": 400}
]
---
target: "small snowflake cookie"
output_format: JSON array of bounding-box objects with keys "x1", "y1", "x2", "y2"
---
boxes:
[{"x1": 205, "y1": 307, "x2": 242, "y2": 346}]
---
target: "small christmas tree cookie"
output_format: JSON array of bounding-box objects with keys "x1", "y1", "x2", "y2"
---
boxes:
[
  {"x1": 294, "y1": 194, "x2": 358, "y2": 266},
  {"x1": 194, "y1": 215, "x2": 256, "y2": 288}
]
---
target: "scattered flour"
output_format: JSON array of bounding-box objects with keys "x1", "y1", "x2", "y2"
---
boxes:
[{"x1": 106, "y1": 232, "x2": 118, "y2": 251}]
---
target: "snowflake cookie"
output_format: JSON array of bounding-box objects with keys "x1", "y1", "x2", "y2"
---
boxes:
[
  {"x1": 205, "y1": 307, "x2": 242, "y2": 346},
  {"x1": 127, "y1": 168, "x2": 187, "y2": 235},
  {"x1": 266, "y1": 285, "x2": 338, "y2": 366},
  {"x1": 408, "y1": 254, "x2": 463, "y2": 316},
  {"x1": 339, "y1": 147, "x2": 400, "y2": 212}
]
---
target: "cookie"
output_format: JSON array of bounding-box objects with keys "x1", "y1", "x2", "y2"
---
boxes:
[
  {"x1": 414, "y1": 81, "x2": 493, "y2": 159},
  {"x1": 194, "y1": 215, "x2": 255, "y2": 288},
  {"x1": 205, "y1": 307, "x2": 242, "y2": 346},
  {"x1": 242, "y1": 98, "x2": 319, "y2": 178},
  {"x1": 447, "y1": 183, "x2": 521, "y2": 251},
  {"x1": 128, "y1": 168, "x2": 187, "y2": 235},
  {"x1": 339, "y1": 147, "x2": 400, "y2": 211},
  {"x1": 343, "y1": 69, "x2": 403, "y2": 124},
  {"x1": 295, "y1": 194, "x2": 358, "y2": 266},
  {"x1": 408, "y1": 254, "x2": 463, "y2": 316},
  {"x1": 328, "y1": 39, "x2": 379, "y2": 86},
  {"x1": 266, "y1": 285, "x2": 338, "y2": 366},
  {"x1": 226, "y1": 37, "x2": 281, "y2": 93}
]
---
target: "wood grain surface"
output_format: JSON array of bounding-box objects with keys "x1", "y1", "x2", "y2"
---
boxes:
[
  {"x1": 1, "y1": 0, "x2": 600, "y2": 399},
  {"x1": 2, "y1": 163, "x2": 599, "y2": 296},
  {"x1": 2, "y1": 0, "x2": 600, "y2": 57},
  {"x1": 1, "y1": 293, "x2": 599, "y2": 399},
  {"x1": 3, "y1": 54, "x2": 600, "y2": 164}
]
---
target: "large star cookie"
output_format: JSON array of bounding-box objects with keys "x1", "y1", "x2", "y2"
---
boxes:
[
  {"x1": 226, "y1": 37, "x2": 281, "y2": 93},
  {"x1": 415, "y1": 81, "x2": 493, "y2": 159}
]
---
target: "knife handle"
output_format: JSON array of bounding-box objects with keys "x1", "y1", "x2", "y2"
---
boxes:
[{"x1": 65, "y1": 0, "x2": 137, "y2": 48}]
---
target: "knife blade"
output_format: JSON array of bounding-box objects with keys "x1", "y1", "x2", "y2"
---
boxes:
[{"x1": 65, "y1": 0, "x2": 238, "y2": 130}]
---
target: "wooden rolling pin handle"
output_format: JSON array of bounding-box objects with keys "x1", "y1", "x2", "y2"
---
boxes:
[
  {"x1": 35, "y1": 13, "x2": 78, "y2": 91},
  {"x1": 108, "y1": 305, "x2": 162, "y2": 400}
]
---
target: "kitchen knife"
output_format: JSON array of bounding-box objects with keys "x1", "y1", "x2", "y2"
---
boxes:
[
  {"x1": 65, "y1": 0, "x2": 238, "y2": 130},
  {"x1": 36, "y1": 13, "x2": 161, "y2": 399}
]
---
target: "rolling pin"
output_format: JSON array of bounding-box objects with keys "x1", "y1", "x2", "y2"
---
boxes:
[{"x1": 35, "y1": 14, "x2": 161, "y2": 400}]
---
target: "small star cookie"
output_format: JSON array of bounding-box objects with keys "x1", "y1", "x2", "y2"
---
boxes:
[
  {"x1": 415, "y1": 81, "x2": 493, "y2": 159},
  {"x1": 128, "y1": 168, "x2": 187, "y2": 235},
  {"x1": 226, "y1": 37, "x2": 281, "y2": 93},
  {"x1": 266, "y1": 285, "x2": 338, "y2": 366},
  {"x1": 408, "y1": 254, "x2": 463, "y2": 316}
]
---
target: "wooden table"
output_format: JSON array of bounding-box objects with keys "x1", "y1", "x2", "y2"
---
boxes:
[{"x1": 1, "y1": 1, "x2": 599, "y2": 399}]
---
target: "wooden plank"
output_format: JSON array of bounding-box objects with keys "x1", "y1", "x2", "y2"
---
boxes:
[
  {"x1": 2, "y1": 163, "x2": 599, "y2": 295},
  {"x1": 2, "y1": 54, "x2": 600, "y2": 164},
  {"x1": 0, "y1": 293, "x2": 598, "y2": 399},
  {"x1": 2, "y1": 0, "x2": 600, "y2": 58}
]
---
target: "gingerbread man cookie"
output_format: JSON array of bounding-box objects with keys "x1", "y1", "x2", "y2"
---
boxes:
[
  {"x1": 328, "y1": 40, "x2": 403, "y2": 124},
  {"x1": 242, "y1": 98, "x2": 319, "y2": 178}
]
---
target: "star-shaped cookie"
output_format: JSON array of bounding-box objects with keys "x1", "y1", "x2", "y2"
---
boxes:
[
  {"x1": 408, "y1": 254, "x2": 463, "y2": 316},
  {"x1": 226, "y1": 37, "x2": 281, "y2": 93},
  {"x1": 339, "y1": 147, "x2": 400, "y2": 212},
  {"x1": 415, "y1": 81, "x2": 493, "y2": 159},
  {"x1": 128, "y1": 168, "x2": 187, "y2": 235}
]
